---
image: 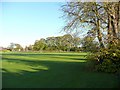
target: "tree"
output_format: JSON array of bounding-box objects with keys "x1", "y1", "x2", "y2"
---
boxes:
[
  {"x1": 46, "y1": 37, "x2": 58, "y2": 51},
  {"x1": 61, "y1": 1, "x2": 120, "y2": 48},
  {"x1": 103, "y1": 2, "x2": 120, "y2": 45},
  {"x1": 73, "y1": 37, "x2": 81, "y2": 47},
  {"x1": 81, "y1": 36, "x2": 99, "y2": 52},
  {"x1": 7, "y1": 43, "x2": 16, "y2": 51},
  {"x1": 61, "y1": 1, "x2": 120, "y2": 73},
  {"x1": 28, "y1": 45, "x2": 33, "y2": 51},
  {"x1": 61, "y1": 2, "x2": 104, "y2": 48},
  {"x1": 14, "y1": 44, "x2": 23, "y2": 51},
  {"x1": 33, "y1": 39, "x2": 46, "y2": 51},
  {"x1": 32, "y1": 34, "x2": 81, "y2": 52},
  {"x1": 8, "y1": 43, "x2": 23, "y2": 51},
  {"x1": 25, "y1": 46, "x2": 28, "y2": 52},
  {"x1": 61, "y1": 34, "x2": 73, "y2": 51}
]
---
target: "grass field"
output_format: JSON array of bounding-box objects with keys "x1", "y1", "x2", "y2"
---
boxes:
[{"x1": 1, "y1": 52, "x2": 119, "y2": 88}]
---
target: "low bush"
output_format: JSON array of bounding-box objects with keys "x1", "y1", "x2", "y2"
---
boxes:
[
  {"x1": 2, "y1": 50, "x2": 11, "y2": 52},
  {"x1": 87, "y1": 42, "x2": 120, "y2": 73}
]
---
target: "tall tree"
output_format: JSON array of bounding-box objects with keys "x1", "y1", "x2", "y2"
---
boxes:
[
  {"x1": 103, "y1": 2, "x2": 120, "y2": 45},
  {"x1": 61, "y1": 2, "x2": 105, "y2": 48},
  {"x1": 33, "y1": 39, "x2": 46, "y2": 51},
  {"x1": 8, "y1": 43, "x2": 23, "y2": 51},
  {"x1": 61, "y1": 1, "x2": 120, "y2": 48}
]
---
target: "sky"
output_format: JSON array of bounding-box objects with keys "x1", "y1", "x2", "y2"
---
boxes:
[{"x1": 0, "y1": 2, "x2": 66, "y2": 48}]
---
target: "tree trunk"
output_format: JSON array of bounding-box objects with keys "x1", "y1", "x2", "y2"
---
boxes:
[
  {"x1": 96, "y1": 18, "x2": 104, "y2": 48},
  {"x1": 108, "y1": 14, "x2": 113, "y2": 43},
  {"x1": 110, "y1": 3, "x2": 119, "y2": 44},
  {"x1": 118, "y1": 1, "x2": 120, "y2": 40},
  {"x1": 94, "y1": 3, "x2": 104, "y2": 48},
  {"x1": 106, "y1": 2, "x2": 119, "y2": 45}
]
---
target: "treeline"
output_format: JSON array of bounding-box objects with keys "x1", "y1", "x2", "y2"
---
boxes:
[
  {"x1": 32, "y1": 34, "x2": 81, "y2": 52},
  {"x1": 7, "y1": 34, "x2": 99, "y2": 52},
  {"x1": 25, "y1": 34, "x2": 99, "y2": 52}
]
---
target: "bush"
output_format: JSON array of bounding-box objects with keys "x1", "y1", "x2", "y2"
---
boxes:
[
  {"x1": 87, "y1": 43, "x2": 120, "y2": 73},
  {"x1": 2, "y1": 50, "x2": 11, "y2": 52}
]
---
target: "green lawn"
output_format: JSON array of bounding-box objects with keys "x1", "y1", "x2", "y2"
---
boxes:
[{"x1": 1, "y1": 52, "x2": 119, "y2": 88}]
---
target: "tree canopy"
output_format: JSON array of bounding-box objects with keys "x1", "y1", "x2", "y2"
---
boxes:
[{"x1": 61, "y1": 1, "x2": 120, "y2": 48}]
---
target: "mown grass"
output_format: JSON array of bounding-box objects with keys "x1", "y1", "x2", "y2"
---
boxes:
[{"x1": 1, "y1": 52, "x2": 119, "y2": 88}]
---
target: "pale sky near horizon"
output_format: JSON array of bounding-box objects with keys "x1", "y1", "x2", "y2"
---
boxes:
[{"x1": 1, "y1": 2, "x2": 66, "y2": 48}]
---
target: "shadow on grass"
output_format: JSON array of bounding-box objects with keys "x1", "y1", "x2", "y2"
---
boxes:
[
  {"x1": 2, "y1": 59, "x2": 119, "y2": 88},
  {"x1": 2, "y1": 53, "x2": 87, "y2": 57},
  {"x1": 2, "y1": 53, "x2": 119, "y2": 88},
  {"x1": 2, "y1": 58, "x2": 87, "y2": 88},
  {"x1": 2, "y1": 56, "x2": 87, "y2": 72}
]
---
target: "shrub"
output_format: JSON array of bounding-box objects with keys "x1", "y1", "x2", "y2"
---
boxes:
[
  {"x1": 87, "y1": 42, "x2": 120, "y2": 73},
  {"x1": 2, "y1": 50, "x2": 11, "y2": 52}
]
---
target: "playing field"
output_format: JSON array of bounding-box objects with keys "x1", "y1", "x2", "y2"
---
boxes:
[{"x1": 1, "y1": 52, "x2": 119, "y2": 88}]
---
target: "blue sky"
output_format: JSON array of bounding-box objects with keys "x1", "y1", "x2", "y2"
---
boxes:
[{"x1": 1, "y1": 2, "x2": 66, "y2": 48}]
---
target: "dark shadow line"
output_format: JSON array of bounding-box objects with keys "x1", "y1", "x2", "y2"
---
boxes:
[{"x1": 2, "y1": 53, "x2": 87, "y2": 57}]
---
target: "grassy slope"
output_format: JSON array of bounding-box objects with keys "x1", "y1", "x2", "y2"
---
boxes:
[{"x1": 1, "y1": 52, "x2": 119, "y2": 88}]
